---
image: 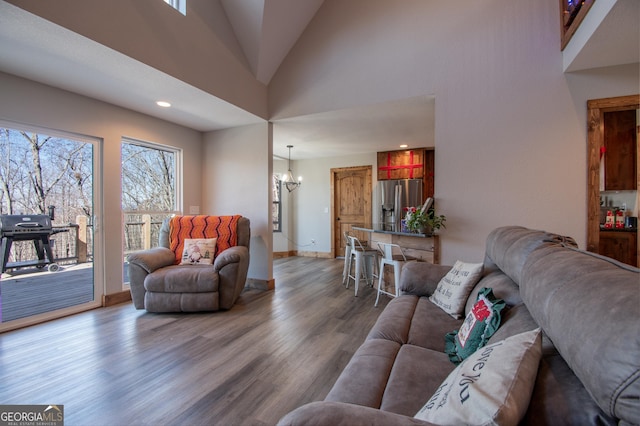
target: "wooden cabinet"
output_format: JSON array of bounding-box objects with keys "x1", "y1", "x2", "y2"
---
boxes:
[
  {"x1": 377, "y1": 149, "x2": 424, "y2": 181},
  {"x1": 377, "y1": 148, "x2": 435, "y2": 199},
  {"x1": 599, "y1": 231, "x2": 637, "y2": 267},
  {"x1": 604, "y1": 110, "x2": 637, "y2": 190}
]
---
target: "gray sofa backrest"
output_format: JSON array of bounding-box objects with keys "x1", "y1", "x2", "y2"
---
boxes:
[
  {"x1": 482, "y1": 226, "x2": 576, "y2": 285},
  {"x1": 520, "y1": 244, "x2": 640, "y2": 424}
]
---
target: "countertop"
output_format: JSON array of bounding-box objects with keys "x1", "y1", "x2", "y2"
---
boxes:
[
  {"x1": 599, "y1": 226, "x2": 638, "y2": 233},
  {"x1": 353, "y1": 224, "x2": 434, "y2": 238}
]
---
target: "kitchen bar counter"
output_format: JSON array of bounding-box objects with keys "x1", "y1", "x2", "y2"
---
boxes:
[
  {"x1": 353, "y1": 224, "x2": 440, "y2": 264},
  {"x1": 599, "y1": 226, "x2": 638, "y2": 233},
  {"x1": 353, "y1": 224, "x2": 434, "y2": 238}
]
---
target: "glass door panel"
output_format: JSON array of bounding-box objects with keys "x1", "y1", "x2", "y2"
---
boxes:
[{"x1": 0, "y1": 124, "x2": 101, "y2": 330}]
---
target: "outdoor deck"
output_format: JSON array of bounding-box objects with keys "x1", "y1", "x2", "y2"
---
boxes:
[{"x1": 1, "y1": 263, "x2": 95, "y2": 323}]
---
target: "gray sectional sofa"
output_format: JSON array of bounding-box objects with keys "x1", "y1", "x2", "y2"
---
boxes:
[{"x1": 278, "y1": 226, "x2": 640, "y2": 426}]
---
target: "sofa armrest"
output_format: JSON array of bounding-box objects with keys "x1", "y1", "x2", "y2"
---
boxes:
[
  {"x1": 215, "y1": 245, "x2": 250, "y2": 310},
  {"x1": 127, "y1": 247, "x2": 176, "y2": 309},
  {"x1": 277, "y1": 401, "x2": 437, "y2": 426},
  {"x1": 213, "y1": 245, "x2": 245, "y2": 271},
  {"x1": 127, "y1": 247, "x2": 176, "y2": 273},
  {"x1": 399, "y1": 261, "x2": 452, "y2": 297}
]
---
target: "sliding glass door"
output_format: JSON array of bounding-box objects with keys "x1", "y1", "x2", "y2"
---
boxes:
[{"x1": 0, "y1": 122, "x2": 102, "y2": 331}]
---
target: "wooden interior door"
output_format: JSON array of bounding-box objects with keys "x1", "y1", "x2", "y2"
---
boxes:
[{"x1": 332, "y1": 166, "x2": 372, "y2": 257}]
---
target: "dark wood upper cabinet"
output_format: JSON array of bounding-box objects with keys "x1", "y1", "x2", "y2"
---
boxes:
[
  {"x1": 376, "y1": 148, "x2": 434, "y2": 201},
  {"x1": 586, "y1": 95, "x2": 639, "y2": 255},
  {"x1": 604, "y1": 110, "x2": 637, "y2": 191}
]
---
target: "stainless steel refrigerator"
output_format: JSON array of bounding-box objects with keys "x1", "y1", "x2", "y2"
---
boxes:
[{"x1": 379, "y1": 179, "x2": 423, "y2": 228}]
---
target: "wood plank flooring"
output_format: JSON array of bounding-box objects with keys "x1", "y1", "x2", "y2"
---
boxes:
[{"x1": 0, "y1": 256, "x2": 390, "y2": 426}]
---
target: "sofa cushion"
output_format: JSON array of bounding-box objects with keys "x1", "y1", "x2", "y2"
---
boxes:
[
  {"x1": 524, "y1": 353, "x2": 617, "y2": 425},
  {"x1": 429, "y1": 260, "x2": 483, "y2": 319},
  {"x1": 144, "y1": 264, "x2": 219, "y2": 293},
  {"x1": 367, "y1": 296, "x2": 463, "y2": 352},
  {"x1": 520, "y1": 245, "x2": 640, "y2": 424},
  {"x1": 180, "y1": 238, "x2": 217, "y2": 265},
  {"x1": 325, "y1": 338, "x2": 401, "y2": 408},
  {"x1": 380, "y1": 345, "x2": 454, "y2": 416},
  {"x1": 415, "y1": 328, "x2": 542, "y2": 426},
  {"x1": 445, "y1": 287, "x2": 505, "y2": 364}
]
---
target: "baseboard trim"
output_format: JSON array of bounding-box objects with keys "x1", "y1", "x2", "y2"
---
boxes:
[
  {"x1": 246, "y1": 278, "x2": 275, "y2": 291},
  {"x1": 103, "y1": 290, "x2": 132, "y2": 307},
  {"x1": 295, "y1": 251, "x2": 333, "y2": 259},
  {"x1": 273, "y1": 251, "x2": 296, "y2": 259}
]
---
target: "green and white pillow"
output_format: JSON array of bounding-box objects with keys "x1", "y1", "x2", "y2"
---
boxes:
[
  {"x1": 415, "y1": 328, "x2": 542, "y2": 426},
  {"x1": 445, "y1": 287, "x2": 505, "y2": 364},
  {"x1": 429, "y1": 260, "x2": 484, "y2": 318}
]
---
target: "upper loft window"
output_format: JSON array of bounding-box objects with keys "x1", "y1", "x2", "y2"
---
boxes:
[{"x1": 163, "y1": 0, "x2": 186, "y2": 15}]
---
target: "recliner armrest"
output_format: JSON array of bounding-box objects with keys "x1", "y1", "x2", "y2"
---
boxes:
[
  {"x1": 213, "y1": 245, "x2": 248, "y2": 271},
  {"x1": 127, "y1": 247, "x2": 176, "y2": 273}
]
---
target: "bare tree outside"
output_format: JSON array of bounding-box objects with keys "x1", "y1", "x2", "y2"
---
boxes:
[
  {"x1": 0, "y1": 128, "x2": 92, "y2": 222},
  {"x1": 0, "y1": 126, "x2": 94, "y2": 265},
  {"x1": 121, "y1": 142, "x2": 175, "y2": 212},
  {"x1": 121, "y1": 140, "x2": 178, "y2": 256},
  {"x1": 0, "y1": 127, "x2": 178, "y2": 265}
]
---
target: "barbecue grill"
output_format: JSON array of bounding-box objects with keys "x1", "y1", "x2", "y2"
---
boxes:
[{"x1": 0, "y1": 214, "x2": 60, "y2": 273}]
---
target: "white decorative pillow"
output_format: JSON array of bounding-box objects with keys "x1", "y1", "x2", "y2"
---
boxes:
[
  {"x1": 415, "y1": 328, "x2": 542, "y2": 426},
  {"x1": 180, "y1": 238, "x2": 217, "y2": 265},
  {"x1": 429, "y1": 260, "x2": 484, "y2": 318}
]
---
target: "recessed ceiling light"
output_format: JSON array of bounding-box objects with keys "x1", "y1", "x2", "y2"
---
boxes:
[
  {"x1": 156, "y1": 101, "x2": 171, "y2": 108},
  {"x1": 399, "y1": 144, "x2": 408, "y2": 148}
]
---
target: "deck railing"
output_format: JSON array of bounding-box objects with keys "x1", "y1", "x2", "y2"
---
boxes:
[
  {"x1": 4, "y1": 214, "x2": 169, "y2": 270},
  {"x1": 5, "y1": 216, "x2": 91, "y2": 267},
  {"x1": 123, "y1": 213, "x2": 167, "y2": 254}
]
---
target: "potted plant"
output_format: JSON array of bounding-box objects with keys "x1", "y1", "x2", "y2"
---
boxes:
[{"x1": 404, "y1": 206, "x2": 446, "y2": 234}]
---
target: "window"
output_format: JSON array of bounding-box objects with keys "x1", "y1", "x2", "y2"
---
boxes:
[
  {"x1": 163, "y1": 0, "x2": 186, "y2": 15},
  {"x1": 272, "y1": 175, "x2": 281, "y2": 232},
  {"x1": 121, "y1": 138, "x2": 181, "y2": 282}
]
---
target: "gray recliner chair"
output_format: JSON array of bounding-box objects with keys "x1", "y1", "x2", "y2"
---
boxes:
[{"x1": 127, "y1": 215, "x2": 250, "y2": 312}]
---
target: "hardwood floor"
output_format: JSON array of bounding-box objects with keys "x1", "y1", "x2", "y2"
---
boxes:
[{"x1": 0, "y1": 256, "x2": 389, "y2": 426}]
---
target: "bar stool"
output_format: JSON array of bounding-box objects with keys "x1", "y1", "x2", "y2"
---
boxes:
[
  {"x1": 342, "y1": 231, "x2": 352, "y2": 285},
  {"x1": 375, "y1": 242, "x2": 417, "y2": 306},
  {"x1": 345, "y1": 235, "x2": 379, "y2": 296}
]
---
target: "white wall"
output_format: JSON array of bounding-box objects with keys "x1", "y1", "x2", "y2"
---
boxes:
[
  {"x1": 202, "y1": 123, "x2": 272, "y2": 282},
  {"x1": 0, "y1": 71, "x2": 203, "y2": 296},
  {"x1": 269, "y1": 0, "x2": 640, "y2": 264},
  {"x1": 7, "y1": 0, "x2": 267, "y2": 118},
  {"x1": 291, "y1": 153, "x2": 377, "y2": 254}
]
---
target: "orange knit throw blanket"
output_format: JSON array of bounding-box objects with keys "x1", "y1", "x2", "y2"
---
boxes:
[{"x1": 169, "y1": 215, "x2": 241, "y2": 264}]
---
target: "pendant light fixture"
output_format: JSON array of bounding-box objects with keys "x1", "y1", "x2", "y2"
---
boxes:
[{"x1": 283, "y1": 145, "x2": 302, "y2": 192}]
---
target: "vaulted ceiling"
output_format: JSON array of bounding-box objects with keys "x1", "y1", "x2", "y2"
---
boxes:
[
  {"x1": 220, "y1": 0, "x2": 325, "y2": 85},
  {"x1": 0, "y1": 0, "x2": 637, "y2": 160}
]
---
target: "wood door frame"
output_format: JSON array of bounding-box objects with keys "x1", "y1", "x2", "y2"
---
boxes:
[
  {"x1": 586, "y1": 94, "x2": 639, "y2": 253},
  {"x1": 330, "y1": 166, "x2": 373, "y2": 257}
]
